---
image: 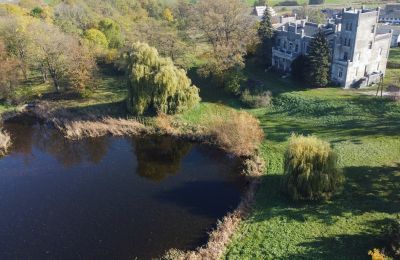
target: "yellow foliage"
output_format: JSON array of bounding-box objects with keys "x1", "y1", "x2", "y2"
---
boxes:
[
  {"x1": 163, "y1": 8, "x2": 174, "y2": 22},
  {"x1": 368, "y1": 249, "x2": 386, "y2": 260},
  {"x1": 0, "y1": 4, "x2": 28, "y2": 16}
]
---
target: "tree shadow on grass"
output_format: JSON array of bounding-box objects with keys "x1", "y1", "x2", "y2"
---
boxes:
[
  {"x1": 285, "y1": 219, "x2": 389, "y2": 260},
  {"x1": 247, "y1": 164, "x2": 400, "y2": 258},
  {"x1": 252, "y1": 163, "x2": 400, "y2": 226}
]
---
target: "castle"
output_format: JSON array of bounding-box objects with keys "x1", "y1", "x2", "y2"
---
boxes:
[{"x1": 272, "y1": 7, "x2": 393, "y2": 88}]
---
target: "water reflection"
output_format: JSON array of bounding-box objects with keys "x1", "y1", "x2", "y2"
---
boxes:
[
  {"x1": 134, "y1": 136, "x2": 192, "y2": 182},
  {"x1": 0, "y1": 121, "x2": 244, "y2": 259}
]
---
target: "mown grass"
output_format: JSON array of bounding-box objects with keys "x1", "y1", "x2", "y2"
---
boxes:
[
  {"x1": 176, "y1": 48, "x2": 400, "y2": 259},
  {"x1": 220, "y1": 50, "x2": 400, "y2": 259}
]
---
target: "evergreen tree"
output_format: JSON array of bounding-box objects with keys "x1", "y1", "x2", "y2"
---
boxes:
[
  {"x1": 291, "y1": 55, "x2": 308, "y2": 81},
  {"x1": 257, "y1": 5, "x2": 274, "y2": 66},
  {"x1": 306, "y1": 30, "x2": 331, "y2": 87}
]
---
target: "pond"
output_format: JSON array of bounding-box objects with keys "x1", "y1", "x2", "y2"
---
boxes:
[{"x1": 0, "y1": 120, "x2": 245, "y2": 259}]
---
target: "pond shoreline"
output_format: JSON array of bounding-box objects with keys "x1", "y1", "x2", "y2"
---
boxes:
[{"x1": 1, "y1": 102, "x2": 265, "y2": 260}]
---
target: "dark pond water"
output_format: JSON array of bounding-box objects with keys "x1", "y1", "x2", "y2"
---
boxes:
[{"x1": 0, "y1": 120, "x2": 245, "y2": 259}]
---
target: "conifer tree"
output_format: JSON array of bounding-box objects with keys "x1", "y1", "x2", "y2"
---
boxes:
[
  {"x1": 257, "y1": 5, "x2": 274, "y2": 66},
  {"x1": 306, "y1": 30, "x2": 331, "y2": 87}
]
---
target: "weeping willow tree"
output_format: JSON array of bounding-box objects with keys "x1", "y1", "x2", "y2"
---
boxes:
[
  {"x1": 125, "y1": 42, "x2": 200, "y2": 115},
  {"x1": 282, "y1": 134, "x2": 343, "y2": 201}
]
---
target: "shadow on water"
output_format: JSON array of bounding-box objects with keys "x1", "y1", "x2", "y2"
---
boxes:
[{"x1": 0, "y1": 120, "x2": 245, "y2": 259}]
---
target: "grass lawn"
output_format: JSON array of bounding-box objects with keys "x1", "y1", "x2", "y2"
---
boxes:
[{"x1": 178, "y1": 49, "x2": 400, "y2": 259}]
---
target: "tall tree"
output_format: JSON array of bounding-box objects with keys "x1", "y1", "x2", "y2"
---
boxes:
[
  {"x1": 30, "y1": 22, "x2": 96, "y2": 92},
  {"x1": 257, "y1": 5, "x2": 274, "y2": 66},
  {"x1": 125, "y1": 42, "x2": 200, "y2": 115},
  {"x1": 306, "y1": 30, "x2": 330, "y2": 87},
  {"x1": 191, "y1": 0, "x2": 256, "y2": 83},
  {"x1": 0, "y1": 40, "x2": 22, "y2": 100}
]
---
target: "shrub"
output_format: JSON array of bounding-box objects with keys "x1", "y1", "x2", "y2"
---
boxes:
[
  {"x1": 206, "y1": 110, "x2": 264, "y2": 157},
  {"x1": 309, "y1": 0, "x2": 325, "y2": 4},
  {"x1": 0, "y1": 129, "x2": 11, "y2": 156},
  {"x1": 276, "y1": 1, "x2": 299, "y2": 6},
  {"x1": 240, "y1": 89, "x2": 272, "y2": 108},
  {"x1": 282, "y1": 134, "x2": 343, "y2": 201},
  {"x1": 368, "y1": 249, "x2": 386, "y2": 260}
]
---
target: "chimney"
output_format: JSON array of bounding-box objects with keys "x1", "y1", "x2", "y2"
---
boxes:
[{"x1": 301, "y1": 29, "x2": 305, "y2": 37}]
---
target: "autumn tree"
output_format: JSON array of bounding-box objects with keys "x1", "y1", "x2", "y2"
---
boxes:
[
  {"x1": 98, "y1": 18, "x2": 123, "y2": 49},
  {"x1": 30, "y1": 22, "x2": 96, "y2": 92},
  {"x1": 0, "y1": 16, "x2": 33, "y2": 80},
  {"x1": 305, "y1": 30, "x2": 331, "y2": 87},
  {"x1": 191, "y1": 0, "x2": 256, "y2": 84},
  {"x1": 0, "y1": 40, "x2": 22, "y2": 101},
  {"x1": 84, "y1": 28, "x2": 109, "y2": 48},
  {"x1": 125, "y1": 42, "x2": 200, "y2": 115}
]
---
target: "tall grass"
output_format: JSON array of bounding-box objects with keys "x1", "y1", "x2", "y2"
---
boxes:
[
  {"x1": 0, "y1": 129, "x2": 11, "y2": 156},
  {"x1": 282, "y1": 134, "x2": 343, "y2": 201},
  {"x1": 54, "y1": 118, "x2": 146, "y2": 139},
  {"x1": 206, "y1": 110, "x2": 264, "y2": 157}
]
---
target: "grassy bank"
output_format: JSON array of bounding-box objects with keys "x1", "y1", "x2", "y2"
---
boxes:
[{"x1": 219, "y1": 51, "x2": 400, "y2": 258}]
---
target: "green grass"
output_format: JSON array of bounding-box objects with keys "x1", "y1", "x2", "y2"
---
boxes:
[{"x1": 177, "y1": 50, "x2": 400, "y2": 259}]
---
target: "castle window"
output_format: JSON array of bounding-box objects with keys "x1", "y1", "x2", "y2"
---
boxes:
[
  {"x1": 379, "y1": 48, "x2": 383, "y2": 55},
  {"x1": 295, "y1": 44, "x2": 299, "y2": 52},
  {"x1": 371, "y1": 25, "x2": 375, "y2": 33},
  {"x1": 355, "y1": 68, "x2": 359, "y2": 76},
  {"x1": 343, "y1": 52, "x2": 348, "y2": 61},
  {"x1": 338, "y1": 68, "x2": 343, "y2": 78},
  {"x1": 368, "y1": 41, "x2": 373, "y2": 49},
  {"x1": 357, "y1": 53, "x2": 361, "y2": 61}
]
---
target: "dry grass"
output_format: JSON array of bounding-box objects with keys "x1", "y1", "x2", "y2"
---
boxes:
[
  {"x1": 163, "y1": 155, "x2": 265, "y2": 260},
  {"x1": 0, "y1": 129, "x2": 11, "y2": 156},
  {"x1": 206, "y1": 110, "x2": 264, "y2": 157},
  {"x1": 54, "y1": 117, "x2": 147, "y2": 139}
]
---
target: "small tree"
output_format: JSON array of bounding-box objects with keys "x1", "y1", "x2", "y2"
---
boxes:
[
  {"x1": 282, "y1": 134, "x2": 342, "y2": 201},
  {"x1": 257, "y1": 5, "x2": 274, "y2": 66},
  {"x1": 84, "y1": 29, "x2": 109, "y2": 48},
  {"x1": 306, "y1": 30, "x2": 331, "y2": 87},
  {"x1": 125, "y1": 42, "x2": 200, "y2": 115},
  {"x1": 98, "y1": 18, "x2": 123, "y2": 49}
]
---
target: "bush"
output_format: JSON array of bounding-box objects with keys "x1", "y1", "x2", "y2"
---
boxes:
[
  {"x1": 240, "y1": 89, "x2": 272, "y2": 108},
  {"x1": 207, "y1": 110, "x2": 264, "y2": 157},
  {"x1": 309, "y1": 0, "x2": 325, "y2": 4},
  {"x1": 276, "y1": 1, "x2": 299, "y2": 6},
  {"x1": 282, "y1": 134, "x2": 343, "y2": 201}
]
